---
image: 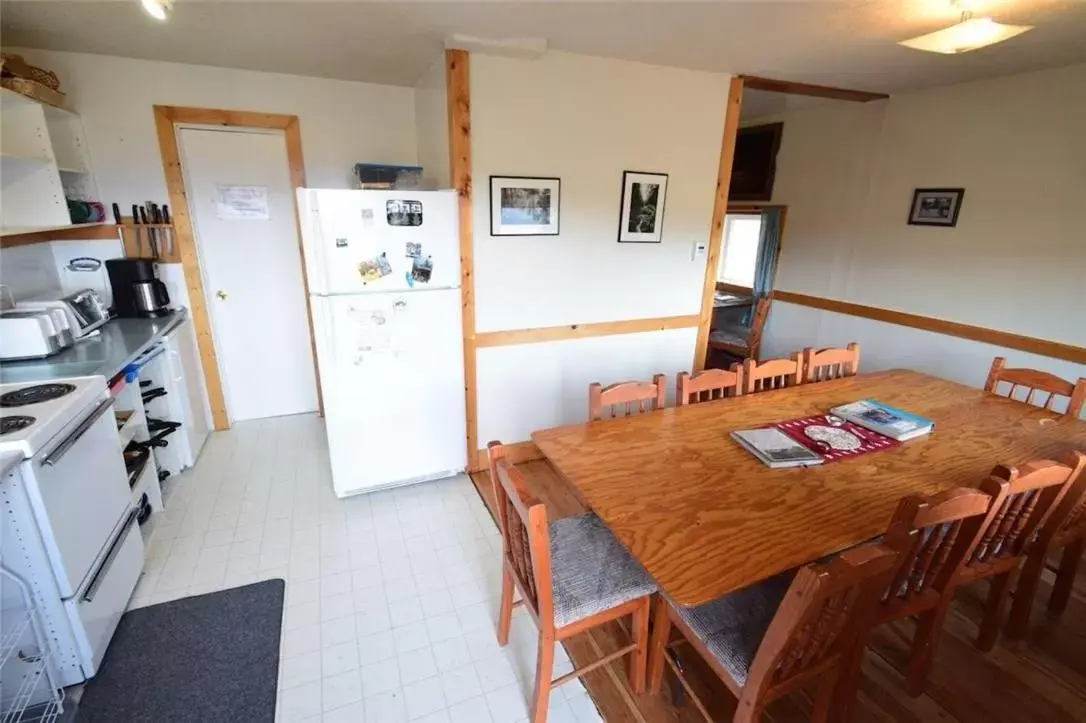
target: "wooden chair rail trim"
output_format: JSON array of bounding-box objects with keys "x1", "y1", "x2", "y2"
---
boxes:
[
  {"x1": 738, "y1": 75, "x2": 890, "y2": 102},
  {"x1": 772, "y1": 290, "x2": 1086, "y2": 365},
  {"x1": 475, "y1": 314, "x2": 700, "y2": 348}
]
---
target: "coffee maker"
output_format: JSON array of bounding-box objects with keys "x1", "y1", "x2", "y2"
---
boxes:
[{"x1": 106, "y1": 259, "x2": 171, "y2": 318}]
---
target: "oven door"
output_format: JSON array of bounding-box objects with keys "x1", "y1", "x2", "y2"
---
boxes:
[
  {"x1": 26, "y1": 396, "x2": 131, "y2": 598},
  {"x1": 66, "y1": 506, "x2": 144, "y2": 677}
]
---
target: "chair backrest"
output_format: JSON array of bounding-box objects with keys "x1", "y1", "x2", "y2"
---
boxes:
[
  {"x1": 589, "y1": 374, "x2": 666, "y2": 421},
  {"x1": 747, "y1": 298, "x2": 772, "y2": 359},
  {"x1": 677, "y1": 366, "x2": 744, "y2": 406},
  {"x1": 983, "y1": 357, "x2": 1086, "y2": 418},
  {"x1": 880, "y1": 484, "x2": 1002, "y2": 604},
  {"x1": 486, "y1": 441, "x2": 554, "y2": 627},
  {"x1": 1030, "y1": 451, "x2": 1086, "y2": 548},
  {"x1": 743, "y1": 545, "x2": 897, "y2": 700},
  {"x1": 969, "y1": 456, "x2": 1083, "y2": 566},
  {"x1": 742, "y1": 353, "x2": 803, "y2": 394},
  {"x1": 803, "y1": 342, "x2": 860, "y2": 383}
]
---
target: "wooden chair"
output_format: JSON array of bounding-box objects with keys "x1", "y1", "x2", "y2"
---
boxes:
[
  {"x1": 832, "y1": 485, "x2": 1004, "y2": 711},
  {"x1": 1006, "y1": 451, "x2": 1086, "y2": 639},
  {"x1": 983, "y1": 357, "x2": 1086, "y2": 418},
  {"x1": 588, "y1": 374, "x2": 666, "y2": 421},
  {"x1": 709, "y1": 297, "x2": 771, "y2": 361},
  {"x1": 955, "y1": 455, "x2": 1085, "y2": 652},
  {"x1": 647, "y1": 545, "x2": 897, "y2": 723},
  {"x1": 677, "y1": 366, "x2": 744, "y2": 406},
  {"x1": 487, "y1": 442, "x2": 656, "y2": 723},
  {"x1": 803, "y1": 342, "x2": 860, "y2": 383},
  {"x1": 741, "y1": 353, "x2": 803, "y2": 395}
]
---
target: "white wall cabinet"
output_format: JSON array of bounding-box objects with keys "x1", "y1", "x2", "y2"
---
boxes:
[{"x1": 0, "y1": 87, "x2": 99, "y2": 235}]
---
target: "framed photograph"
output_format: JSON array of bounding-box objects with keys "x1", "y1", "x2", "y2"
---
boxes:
[
  {"x1": 907, "y1": 188, "x2": 965, "y2": 227},
  {"x1": 618, "y1": 171, "x2": 668, "y2": 243},
  {"x1": 489, "y1": 176, "x2": 560, "y2": 236}
]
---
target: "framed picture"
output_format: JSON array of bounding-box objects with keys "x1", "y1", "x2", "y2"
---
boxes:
[
  {"x1": 489, "y1": 176, "x2": 560, "y2": 236},
  {"x1": 618, "y1": 171, "x2": 668, "y2": 243},
  {"x1": 907, "y1": 188, "x2": 965, "y2": 227}
]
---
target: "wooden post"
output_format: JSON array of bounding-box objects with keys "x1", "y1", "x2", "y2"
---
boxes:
[
  {"x1": 694, "y1": 76, "x2": 744, "y2": 372},
  {"x1": 446, "y1": 49, "x2": 479, "y2": 470}
]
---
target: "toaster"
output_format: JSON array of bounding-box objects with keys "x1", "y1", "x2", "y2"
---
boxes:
[
  {"x1": 0, "y1": 310, "x2": 70, "y2": 360},
  {"x1": 17, "y1": 288, "x2": 110, "y2": 339}
]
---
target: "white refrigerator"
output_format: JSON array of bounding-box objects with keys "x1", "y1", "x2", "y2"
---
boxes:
[{"x1": 298, "y1": 189, "x2": 467, "y2": 497}]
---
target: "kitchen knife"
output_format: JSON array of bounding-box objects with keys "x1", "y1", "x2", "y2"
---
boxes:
[
  {"x1": 132, "y1": 204, "x2": 144, "y2": 256},
  {"x1": 139, "y1": 206, "x2": 158, "y2": 259},
  {"x1": 112, "y1": 203, "x2": 123, "y2": 225},
  {"x1": 161, "y1": 205, "x2": 173, "y2": 257},
  {"x1": 151, "y1": 203, "x2": 166, "y2": 260},
  {"x1": 145, "y1": 203, "x2": 158, "y2": 260}
]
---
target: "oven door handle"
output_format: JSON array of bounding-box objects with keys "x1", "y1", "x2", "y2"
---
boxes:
[
  {"x1": 42, "y1": 397, "x2": 115, "y2": 467},
  {"x1": 82, "y1": 507, "x2": 139, "y2": 603}
]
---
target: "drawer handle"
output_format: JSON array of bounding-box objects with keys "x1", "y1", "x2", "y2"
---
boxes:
[
  {"x1": 42, "y1": 397, "x2": 115, "y2": 467},
  {"x1": 82, "y1": 507, "x2": 139, "y2": 603}
]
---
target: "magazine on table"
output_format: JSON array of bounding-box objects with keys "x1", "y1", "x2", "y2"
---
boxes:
[
  {"x1": 731, "y1": 428, "x2": 825, "y2": 469},
  {"x1": 830, "y1": 399, "x2": 934, "y2": 441}
]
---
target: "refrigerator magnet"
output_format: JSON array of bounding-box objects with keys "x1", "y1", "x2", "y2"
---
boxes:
[
  {"x1": 405, "y1": 241, "x2": 421, "y2": 258},
  {"x1": 411, "y1": 254, "x2": 433, "y2": 284},
  {"x1": 387, "y1": 200, "x2": 423, "y2": 226},
  {"x1": 358, "y1": 252, "x2": 392, "y2": 284},
  {"x1": 335, "y1": 237, "x2": 348, "y2": 248},
  {"x1": 361, "y1": 207, "x2": 375, "y2": 226}
]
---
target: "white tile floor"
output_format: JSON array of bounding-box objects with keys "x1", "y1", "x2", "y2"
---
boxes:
[{"x1": 129, "y1": 414, "x2": 603, "y2": 723}]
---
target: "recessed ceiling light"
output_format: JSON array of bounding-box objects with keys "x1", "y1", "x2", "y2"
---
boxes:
[
  {"x1": 898, "y1": 2, "x2": 1033, "y2": 54},
  {"x1": 141, "y1": 0, "x2": 171, "y2": 21}
]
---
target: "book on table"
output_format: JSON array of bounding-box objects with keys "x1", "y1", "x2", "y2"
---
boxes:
[
  {"x1": 829, "y1": 399, "x2": 934, "y2": 441},
  {"x1": 731, "y1": 428, "x2": 825, "y2": 469}
]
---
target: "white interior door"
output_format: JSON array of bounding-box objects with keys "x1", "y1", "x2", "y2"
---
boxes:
[{"x1": 179, "y1": 127, "x2": 318, "y2": 422}]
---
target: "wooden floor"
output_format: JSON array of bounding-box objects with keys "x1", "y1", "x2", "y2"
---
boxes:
[{"x1": 469, "y1": 461, "x2": 1086, "y2": 723}]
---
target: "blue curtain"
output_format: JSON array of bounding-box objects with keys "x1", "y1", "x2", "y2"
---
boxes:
[{"x1": 743, "y1": 207, "x2": 782, "y2": 325}]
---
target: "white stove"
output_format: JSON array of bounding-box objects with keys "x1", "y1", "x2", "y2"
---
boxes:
[
  {"x1": 0, "y1": 375, "x2": 144, "y2": 687},
  {"x1": 0, "y1": 377, "x2": 109, "y2": 458}
]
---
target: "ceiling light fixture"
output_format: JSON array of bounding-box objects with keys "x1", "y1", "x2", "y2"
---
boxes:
[
  {"x1": 898, "y1": 1, "x2": 1033, "y2": 54},
  {"x1": 141, "y1": 0, "x2": 171, "y2": 21}
]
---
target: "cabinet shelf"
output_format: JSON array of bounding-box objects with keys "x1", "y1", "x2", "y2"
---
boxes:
[{"x1": 0, "y1": 221, "x2": 110, "y2": 238}]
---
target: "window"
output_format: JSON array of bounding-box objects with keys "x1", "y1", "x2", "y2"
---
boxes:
[{"x1": 717, "y1": 214, "x2": 762, "y2": 287}]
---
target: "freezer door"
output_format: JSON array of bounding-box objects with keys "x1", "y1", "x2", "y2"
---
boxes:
[
  {"x1": 310, "y1": 290, "x2": 468, "y2": 496},
  {"x1": 298, "y1": 189, "x2": 460, "y2": 295}
]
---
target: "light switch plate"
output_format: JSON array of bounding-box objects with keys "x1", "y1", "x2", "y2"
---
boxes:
[{"x1": 692, "y1": 240, "x2": 708, "y2": 261}]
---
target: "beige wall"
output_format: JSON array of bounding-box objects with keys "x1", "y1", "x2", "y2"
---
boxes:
[
  {"x1": 11, "y1": 48, "x2": 418, "y2": 208},
  {"x1": 470, "y1": 51, "x2": 734, "y2": 444},
  {"x1": 766, "y1": 62, "x2": 1086, "y2": 346},
  {"x1": 759, "y1": 62, "x2": 1086, "y2": 405},
  {"x1": 413, "y1": 54, "x2": 450, "y2": 189}
]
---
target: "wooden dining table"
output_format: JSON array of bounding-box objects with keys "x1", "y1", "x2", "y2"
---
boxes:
[{"x1": 531, "y1": 369, "x2": 1086, "y2": 608}]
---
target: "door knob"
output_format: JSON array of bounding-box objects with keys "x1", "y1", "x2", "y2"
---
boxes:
[{"x1": 216, "y1": 290, "x2": 228, "y2": 300}]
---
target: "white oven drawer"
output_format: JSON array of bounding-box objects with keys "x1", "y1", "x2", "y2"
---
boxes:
[
  {"x1": 27, "y1": 396, "x2": 131, "y2": 598},
  {"x1": 66, "y1": 507, "x2": 144, "y2": 677}
]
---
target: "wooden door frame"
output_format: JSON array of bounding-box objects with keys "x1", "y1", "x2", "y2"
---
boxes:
[{"x1": 152, "y1": 105, "x2": 323, "y2": 431}]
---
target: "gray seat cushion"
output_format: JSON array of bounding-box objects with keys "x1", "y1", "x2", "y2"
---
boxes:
[
  {"x1": 710, "y1": 330, "x2": 750, "y2": 348},
  {"x1": 549, "y1": 514, "x2": 657, "y2": 628},
  {"x1": 671, "y1": 570, "x2": 794, "y2": 687}
]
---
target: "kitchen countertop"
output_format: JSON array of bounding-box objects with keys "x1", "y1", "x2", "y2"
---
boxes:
[{"x1": 0, "y1": 309, "x2": 188, "y2": 384}]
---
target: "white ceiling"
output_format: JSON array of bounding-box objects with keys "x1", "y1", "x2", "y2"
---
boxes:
[{"x1": 3, "y1": 1, "x2": 1085, "y2": 92}]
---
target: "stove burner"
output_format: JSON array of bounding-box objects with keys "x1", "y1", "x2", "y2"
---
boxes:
[
  {"x1": 0, "y1": 383, "x2": 77, "y2": 408},
  {"x1": 0, "y1": 416, "x2": 35, "y2": 436}
]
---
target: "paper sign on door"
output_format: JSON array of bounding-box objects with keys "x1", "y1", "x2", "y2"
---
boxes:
[{"x1": 217, "y1": 185, "x2": 270, "y2": 219}]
